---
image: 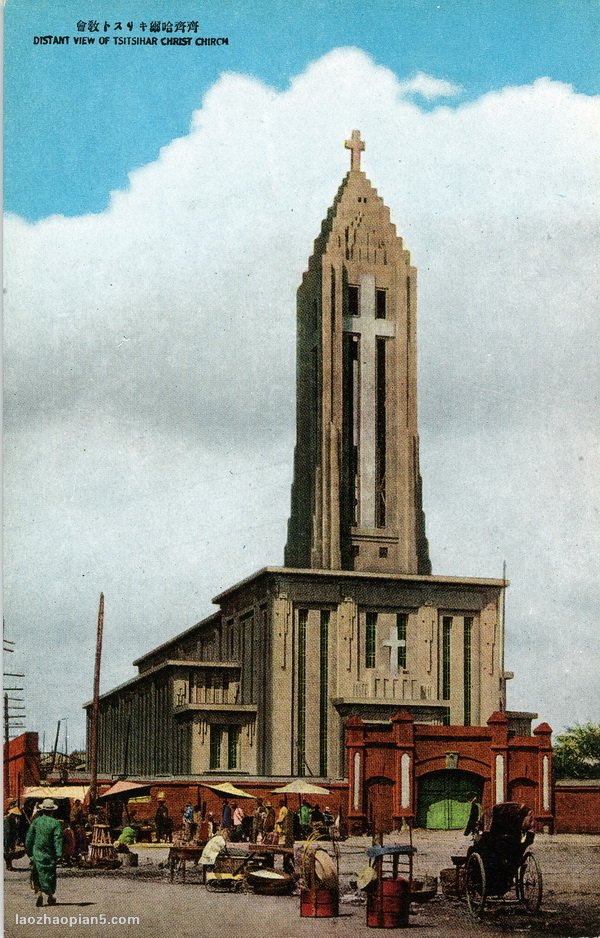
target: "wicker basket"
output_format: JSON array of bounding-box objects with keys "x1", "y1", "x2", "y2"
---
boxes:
[
  {"x1": 440, "y1": 867, "x2": 465, "y2": 898},
  {"x1": 213, "y1": 855, "x2": 248, "y2": 876}
]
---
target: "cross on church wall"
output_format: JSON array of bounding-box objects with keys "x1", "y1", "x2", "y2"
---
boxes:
[
  {"x1": 345, "y1": 129, "x2": 365, "y2": 172},
  {"x1": 382, "y1": 625, "x2": 406, "y2": 678},
  {"x1": 344, "y1": 274, "x2": 395, "y2": 528}
]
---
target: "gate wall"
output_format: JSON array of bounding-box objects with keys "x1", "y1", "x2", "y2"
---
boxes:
[{"x1": 346, "y1": 709, "x2": 553, "y2": 833}]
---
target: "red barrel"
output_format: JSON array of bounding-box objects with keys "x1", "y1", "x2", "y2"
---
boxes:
[
  {"x1": 366, "y1": 877, "x2": 410, "y2": 928},
  {"x1": 300, "y1": 886, "x2": 339, "y2": 917}
]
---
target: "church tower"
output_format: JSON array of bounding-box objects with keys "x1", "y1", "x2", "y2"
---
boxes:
[{"x1": 286, "y1": 132, "x2": 431, "y2": 575}]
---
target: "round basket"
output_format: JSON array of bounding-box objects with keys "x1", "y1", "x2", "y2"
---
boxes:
[{"x1": 246, "y1": 868, "x2": 296, "y2": 896}]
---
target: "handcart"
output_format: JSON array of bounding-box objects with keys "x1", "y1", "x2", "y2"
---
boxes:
[
  {"x1": 464, "y1": 801, "x2": 542, "y2": 919},
  {"x1": 206, "y1": 849, "x2": 251, "y2": 892}
]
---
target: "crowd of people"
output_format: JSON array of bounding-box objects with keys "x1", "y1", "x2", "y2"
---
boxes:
[
  {"x1": 4, "y1": 791, "x2": 340, "y2": 906},
  {"x1": 4, "y1": 797, "x2": 90, "y2": 872},
  {"x1": 175, "y1": 797, "x2": 337, "y2": 848}
]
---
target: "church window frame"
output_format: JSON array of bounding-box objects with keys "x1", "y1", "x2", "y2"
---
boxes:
[
  {"x1": 441, "y1": 616, "x2": 452, "y2": 700},
  {"x1": 319, "y1": 610, "x2": 330, "y2": 777},
  {"x1": 396, "y1": 612, "x2": 408, "y2": 671},
  {"x1": 365, "y1": 611, "x2": 377, "y2": 669},
  {"x1": 463, "y1": 616, "x2": 473, "y2": 725},
  {"x1": 209, "y1": 725, "x2": 223, "y2": 770},
  {"x1": 227, "y1": 726, "x2": 240, "y2": 770},
  {"x1": 348, "y1": 284, "x2": 360, "y2": 317},
  {"x1": 376, "y1": 288, "x2": 387, "y2": 320},
  {"x1": 375, "y1": 336, "x2": 387, "y2": 528},
  {"x1": 297, "y1": 608, "x2": 308, "y2": 777}
]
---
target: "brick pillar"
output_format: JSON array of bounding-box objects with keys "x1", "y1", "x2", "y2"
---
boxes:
[
  {"x1": 346, "y1": 716, "x2": 367, "y2": 834},
  {"x1": 533, "y1": 721, "x2": 553, "y2": 831},
  {"x1": 487, "y1": 711, "x2": 509, "y2": 805},
  {"x1": 391, "y1": 709, "x2": 415, "y2": 826}
]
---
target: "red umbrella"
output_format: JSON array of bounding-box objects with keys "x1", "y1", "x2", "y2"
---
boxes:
[{"x1": 97, "y1": 780, "x2": 153, "y2": 800}]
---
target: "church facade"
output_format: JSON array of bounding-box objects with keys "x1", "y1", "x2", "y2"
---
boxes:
[{"x1": 86, "y1": 133, "x2": 550, "y2": 827}]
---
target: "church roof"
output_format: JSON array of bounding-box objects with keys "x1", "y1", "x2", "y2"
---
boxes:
[
  {"x1": 132, "y1": 610, "x2": 220, "y2": 668},
  {"x1": 212, "y1": 565, "x2": 508, "y2": 604}
]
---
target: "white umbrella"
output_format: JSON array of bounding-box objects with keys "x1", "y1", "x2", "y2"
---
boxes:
[
  {"x1": 201, "y1": 781, "x2": 255, "y2": 799},
  {"x1": 271, "y1": 780, "x2": 330, "y2": 795}
]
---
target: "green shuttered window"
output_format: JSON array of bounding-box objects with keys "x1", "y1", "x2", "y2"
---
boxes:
[
  {"x1": 442, "y1": 616, "x2": 452, "y2": 700},
  {"x1": 366, "y1": 612, "x2": 377, "y2": 668}
]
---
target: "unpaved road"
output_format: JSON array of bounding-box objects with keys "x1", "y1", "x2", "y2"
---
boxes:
[{"x1": 4, "y1": 832, "x2": 600, "y2": 938}]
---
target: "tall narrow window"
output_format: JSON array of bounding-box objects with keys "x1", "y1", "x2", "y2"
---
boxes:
[
  {"x1": 330, "y1": 267, "x2": 336, "y2": 334},
  {"x1": 376, "y1": 288, "x2": 387, "y2": 319},
  {"x1": 297, "y1": 609, "x2": 307, "y2": 776},
  {"x1": 396, "y1": 613, "x2": 407, "y2": 670},
  {"x1": 375, "y1": 337, "x2": 386, "y2": 527},
  {"x1": 463, "y1": 617, "x2": 472, "y2": 725},
  {"x1": 348, "y1": 284, "x2": 359, "y2": 316},
  {"x1": 343, "y1": 333, "x2": 360, "y2": 531},
  {"x1": 227, "y1": 727, "x2": 239, "y2": 770},
  {"x1": 442, "y1": 616, "x2": 452, "y2": 700},
  {"x1": 209, "y1": 726, "x2": 222, "y2": 769},
  {"x1": 319, "y1": 610, "x2": 329, "y2": 776},
  {"x1": 351, "y1": 335, "x2": 360, "y2": 524},
  {"x1": 365, "y1": 612, "x2": 377, "y2": 668}
]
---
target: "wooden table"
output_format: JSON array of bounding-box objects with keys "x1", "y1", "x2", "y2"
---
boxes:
[
  {"x1": 168, "y1": 844, "x2": 205, "y2": 883},
  {"x1": 247, "y1": 843, "x2": 295, "y2": 873}
]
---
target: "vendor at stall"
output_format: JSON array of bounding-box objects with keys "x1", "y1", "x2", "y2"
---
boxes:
[{"x1": 113, "y1": 825, "x2": 136, "y2": 853}]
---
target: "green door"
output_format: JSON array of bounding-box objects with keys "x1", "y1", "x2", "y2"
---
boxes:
[{"x1": 417, "y1": 771, "x2": 483, "y2": 829}]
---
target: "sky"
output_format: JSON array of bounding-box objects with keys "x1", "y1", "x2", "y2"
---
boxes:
[{"x1": 3, "y1": 0, "x2": 599, "y2": 754}]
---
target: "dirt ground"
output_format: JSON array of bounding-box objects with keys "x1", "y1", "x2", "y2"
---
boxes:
[{"x1": 4, "y1": 831, "x2": 600, "y2": 938}]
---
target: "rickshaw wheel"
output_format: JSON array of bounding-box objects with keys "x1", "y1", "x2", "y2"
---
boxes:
[
  {"x1": 517, "y1": 851, "x2": 542, "y2": 914},
  {"x1": 465, "y1": 852, "x2": 486, "y2": 918}
]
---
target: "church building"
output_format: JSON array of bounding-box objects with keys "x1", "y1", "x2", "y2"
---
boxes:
[{"x1": 86, "y1": 133, "x2": 552, "y2": 830}]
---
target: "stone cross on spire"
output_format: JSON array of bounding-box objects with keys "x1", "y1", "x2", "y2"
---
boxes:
[{"x1": 345, "y1": 129, "x2": 365, "y2": 172}]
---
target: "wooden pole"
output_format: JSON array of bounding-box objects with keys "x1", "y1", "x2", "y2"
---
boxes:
[
  {"x1": 500, "y1": 561, "x2": 507, "y2": 712},
  {"x1": 49, "y1": 720, "x2": 61, "y2": 774},
  {"x1": 89, "y1": 593, "x2": 104, "y2": 808},
  {"x1": 4, "y1": 693, "x2": 10, "y2": 799}
]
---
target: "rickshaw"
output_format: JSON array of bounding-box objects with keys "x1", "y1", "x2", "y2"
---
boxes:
[{"x1": 464, "y1": 802, "x2": 542, "y2": 918}]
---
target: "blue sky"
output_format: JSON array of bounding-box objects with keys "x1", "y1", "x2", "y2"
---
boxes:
[
  {"x1": 3, "y1": 3, "x2": 599, "y2": 748},
  {"x1": 5, "y1": 0, "x2": 600, "y2": 220}
]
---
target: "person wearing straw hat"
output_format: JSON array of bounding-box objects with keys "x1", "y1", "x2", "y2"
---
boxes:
[{"x1": 25, "y1": 798, "x2": 63, "y2": 907}]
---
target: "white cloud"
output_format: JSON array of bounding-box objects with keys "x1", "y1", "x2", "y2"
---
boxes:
[
  {"x1": 396, "y1": 70, "x2": 464, "y2": 99},
  {"x1": 4, "y1": 49, "x2": 599, "y2": 744}
]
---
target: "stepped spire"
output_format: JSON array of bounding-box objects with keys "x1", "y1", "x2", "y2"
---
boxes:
[{"x1": 286, "y1": 135, "x2": 431, "y2": 575}]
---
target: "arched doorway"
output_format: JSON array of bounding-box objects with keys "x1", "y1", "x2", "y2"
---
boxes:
[
  {"x1": 417, "y1": 770, "x2": 483, "y2": 829},
  {"x1": 366, "y1": 776, "x2": 395, "y2": 833}
]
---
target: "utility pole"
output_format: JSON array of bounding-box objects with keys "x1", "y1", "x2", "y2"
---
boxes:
[
  {"x1": 89, "y1": 593, "x2": 104, "y2": 808},
  {"x1": 3, "y1": 629, "x2": 26, "y2": 798}
]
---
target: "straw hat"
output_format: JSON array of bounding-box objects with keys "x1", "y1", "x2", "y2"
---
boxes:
[
  {"x1": 356, "y1": 865, "x2": 377, "y2": 890},
  {"x1": 39, "y1": 798, "x2": 58, "y2": 811}
]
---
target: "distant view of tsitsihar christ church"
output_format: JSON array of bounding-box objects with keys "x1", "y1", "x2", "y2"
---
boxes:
[{"x1": 88, "y1": 133, "x2": 553, "y2": 832}]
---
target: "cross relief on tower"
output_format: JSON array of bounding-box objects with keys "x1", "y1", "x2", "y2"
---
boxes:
[{"x1": 286, "y1": 131, "x2": 431, "y2": 575}]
